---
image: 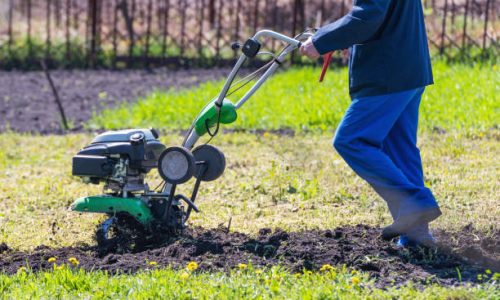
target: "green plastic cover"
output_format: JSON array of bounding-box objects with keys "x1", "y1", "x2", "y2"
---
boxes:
[
  {"x1": 70, "y1": 195, "x2": 154, "y2": 225},
  {"x1": 194, "y1": 99, "x2": 238, "y2": 136}
]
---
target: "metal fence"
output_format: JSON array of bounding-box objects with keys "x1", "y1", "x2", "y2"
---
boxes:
[{"x1": 0, "y1": 0, "x2": 498, "y2": 69}]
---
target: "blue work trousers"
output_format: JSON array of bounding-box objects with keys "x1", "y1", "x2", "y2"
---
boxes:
[{"x1": 333, "y1": 87, "x2": 439, "y2": 220}]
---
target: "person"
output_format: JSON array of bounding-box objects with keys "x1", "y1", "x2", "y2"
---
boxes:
[{"x1": 300, "y1": 0, "x2": 441, "y2": 247}]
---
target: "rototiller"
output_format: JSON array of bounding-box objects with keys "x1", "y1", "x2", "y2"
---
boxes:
[{"x1": 70, "y1": 29, "x2": 332, "y2": 250}]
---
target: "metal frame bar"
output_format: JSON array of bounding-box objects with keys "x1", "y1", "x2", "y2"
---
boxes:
[{"x1": 181, "y1": 30, "x2": 311, "y2": 151}]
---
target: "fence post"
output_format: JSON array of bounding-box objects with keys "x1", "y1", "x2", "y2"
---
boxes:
[
  {"x1": 112, "y1": 0, "x2": 118, "y2": 68},
  {"x1": 462, "y1": 0, "x2": 469, "y2": 50},
  {"x1": 197, "y1": 0, "x2": 205, "y2": 60},
  {"x1": 482, "y1": 0, "x2": 491, "y2": 53},
  {"x1": 162, "y1": 0, "x2": 170, "y2": 60},
  {"x1": 209, "y1": 0, "x2": 215, "y2": 25},
  {"x1": 232, "y1": 0, "x2": 241, "y2": 59},
  {"x1": 451, "y1": 0, "x2": 456, "y2": 28},
  {"x1": 46, "y1": 0, "x2": 52, "y2": 62},
  {"x1": 65, "y1": 0, "x2": 71, "y2": 65},
  {"x1": 7, "y1": 0, "x2": 13, "y2": 55},
  {"x1": 215, "y1": 0, "x2": 223, "y2": 63},
  {"x1": 179, "y1": 0, "x2": 187, "y2": 59},
  {"x1": 27, "y1": 0, "x2": 32, "y2": 58},
  {"x1": 88, "y1": 0, "x2": 99, "y2": 67},
  {"x1": 143, "y1": 0, "x2": 153, "y2": 68},
  {"x1": 440, "y1": 0, "x2": 448, "y2": 56},
  {"x1": 73, "y1": 0, "x2": 78, "y2": 31},
  {"x1": 253, "y1": 0, "x2": 260, "y2": 34}
]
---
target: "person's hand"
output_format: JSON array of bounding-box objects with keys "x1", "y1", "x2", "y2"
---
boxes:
[{"x1": 300, "y1": 37, "x2": 320, "y2": 59}]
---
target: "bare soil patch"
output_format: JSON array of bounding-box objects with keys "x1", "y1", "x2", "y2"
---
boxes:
[
  {"x1": 0, "y1": 69, "x2": 228, "y2": 134},
  {"x1": 1, "y1": 224, "x2": 498, "y2": 288}
]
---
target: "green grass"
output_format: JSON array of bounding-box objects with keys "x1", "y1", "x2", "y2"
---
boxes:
[
  {"x1": 89, "y1": 62, "x2": 499, "y2": 134},
  {"x1": 1, "y1": 266, "x2": 498, "y2": 299},
  {"x1": 0, "y1": 132, "x2": 498, "y2": 251}
]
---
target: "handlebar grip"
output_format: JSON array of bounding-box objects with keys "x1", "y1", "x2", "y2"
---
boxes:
[{"x1": 319, "y1": 52, "x2": 333, "y2": 83}]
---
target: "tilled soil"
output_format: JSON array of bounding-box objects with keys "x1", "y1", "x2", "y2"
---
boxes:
[
  {"x1": 1, "y1": 224, "x2": 498, "y2": 288},
  {"x1": 0, "y1": 69, "x2": 228, "y2": 134}
]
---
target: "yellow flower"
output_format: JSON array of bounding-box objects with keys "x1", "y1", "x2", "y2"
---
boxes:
[
  {"x1": 351, "y1": 269, "x2": 358, "y2": 275},
  {"x1": 320, "y1": 264, "x2": 334, "y2": 272},
  {"x1": 180, "y1": 272, "x2": 190, "y2": 280},
  {"x1": 56, "y1": 264, "x2": 65, "y2": 270},
  {"x1": 16, "y1": 267, "x2": 27, "y2": 274},
  {"x1": 186, "y1": 261, "x2": 199, "y2": 272},
  {"x1": 238, "y1": 263, "x2": 248, "y2": 270},
  {"x1": 351, "y1": 276, "x2": 360, "y2": 285},
  {"x1": 148, "y1": 261, "x2": 158, "y2": 266},
  {"x1": 47, "y1": 257, "x2": 57, "y2": 263},
  {"x1": 68, "y1": 257, "x2": 80, "y2": 266},
  {"x1": 304, "y1": 270, "x2": 313, "y2": 276},
  {"x1": 294, "y1": 273, "x2": 301, "y2": 278},
  {"x1": 255, "y1": 269, "x2": 264, "y2": 275},
  {"x1": 270, "y1": 284, "x2": 280, "y2": 293},
  {"x1": 263, "y1": 132, "x2": 271, "y2": 138}
]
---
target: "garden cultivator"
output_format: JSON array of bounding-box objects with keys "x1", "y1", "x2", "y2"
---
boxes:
[{"x1": 70, "y1": 30, "x2": 318, "y2": 251}]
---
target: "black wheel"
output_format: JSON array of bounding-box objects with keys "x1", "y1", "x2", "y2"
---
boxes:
[
  {"x1": 192, "y1": 144, "x2": 226, "y2": 181},
  {"x1": 158, "y1": 146, "x2": 196, "y2": 184},
  {"x1": 95, "y1": 214, "x2": 148, "y2": 256}
]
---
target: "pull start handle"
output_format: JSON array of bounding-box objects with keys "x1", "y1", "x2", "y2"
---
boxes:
[{"x1": 319, "y1": 52, "x2": 333, "y2": 83}]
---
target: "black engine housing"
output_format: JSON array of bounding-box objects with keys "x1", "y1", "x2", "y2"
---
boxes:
[{"x1": 72, "y1": 129, "x2": 165, "y2": 186}]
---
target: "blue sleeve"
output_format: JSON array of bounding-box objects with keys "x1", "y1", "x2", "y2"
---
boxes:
[{"x1": 312, "y1": 0, "x2": 392, "y2": 54}]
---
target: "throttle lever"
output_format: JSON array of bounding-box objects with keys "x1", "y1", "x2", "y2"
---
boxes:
[{"x1": 319, "y1": 52, "x2": 333, "y2": 83}]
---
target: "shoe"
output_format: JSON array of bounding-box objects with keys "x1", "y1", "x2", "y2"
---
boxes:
[
  {"x1": 396, "y1": 224, "x2": 436, "y2": 248},
  {"x1": 382, "y1": 207, "x2": 442, "y2": 241}
]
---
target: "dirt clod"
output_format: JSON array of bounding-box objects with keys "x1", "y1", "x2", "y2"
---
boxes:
[
  {"x1": 0, "y1": 243, "x2": 10, "y2": 254},
  {"x1": 0, "y1": 225, "x2": 498, "y2": 288}
]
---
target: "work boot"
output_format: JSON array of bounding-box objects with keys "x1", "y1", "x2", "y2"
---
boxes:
[
  {"x1": 382, "y1": 207, "x2": 442, "y2": 241},
  {"x1": 396, "y1": 223, "x2": 436, "y2": 248}
]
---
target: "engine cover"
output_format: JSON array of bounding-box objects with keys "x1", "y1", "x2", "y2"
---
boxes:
[{"x1": 72, "y1": 129, "x2": 166, "y2": 188}]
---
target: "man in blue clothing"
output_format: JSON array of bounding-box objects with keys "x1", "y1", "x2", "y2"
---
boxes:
[{"x1": 300, "y1": 0, "x2": 442, "y2": 247}]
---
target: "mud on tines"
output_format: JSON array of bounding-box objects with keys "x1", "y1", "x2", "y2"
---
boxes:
[{"x1": 0, "y1": 224, "x2": 498, "y2": 288}]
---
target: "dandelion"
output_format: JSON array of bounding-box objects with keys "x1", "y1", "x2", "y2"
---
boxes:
[
  {"x1": 493, "y1": 273, "x2": 500, "y2": 281},
  {"x1": 263, "y1": 132, "x2": 271, "y2": 138},
  {"x1": 304, "y1": 270, "x2": 313, "y2": 276},
  {"x1": 255, "y1": 269, "x2": 264, "y2": 275},
  {"x1": 351, "y1": 276, "x2": 360, "y2": 286},
  {"x1": 68, "y1": 257, "x2": 79, "y2": 266},
  {"x1": 320, "y1": 264, "x2": 334, "y2": 272},
  {"x1": 238, "y1": 263, "x2": 248, "y2": 270},
  {"x1": 186, "y1": 261, "x2": 198, "y2": 272},
  {"x1": 294, "y1": 273, "x2": 301, "y2": 278},
  {"x1": 148, "y1": 261, "x2": 158, "y2": 266},
  {"x1": 180, "y1": 272, "x2": 190, "y2": 280},
  {"x1": 47, "y1": 257, "x2": 57, "y2": 263},
  {"x1": 56, "y1": 264, "x2": 65, "y2": 270},
  {"x1": 270, "y1": 284, "x2": 280, "y2": 293}
]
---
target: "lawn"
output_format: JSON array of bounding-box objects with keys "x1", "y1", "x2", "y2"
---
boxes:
[
  {"x1": 0, "y1": 63, "x2": 499, "y2": 299},
  {"x1": 90, "y1": 62, "x2": 499, "y2": 135}
]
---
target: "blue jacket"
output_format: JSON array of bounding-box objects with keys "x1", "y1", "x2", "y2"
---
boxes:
[{"x1": 312, "y1": 0, "x2": 433, "y2": 98}]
